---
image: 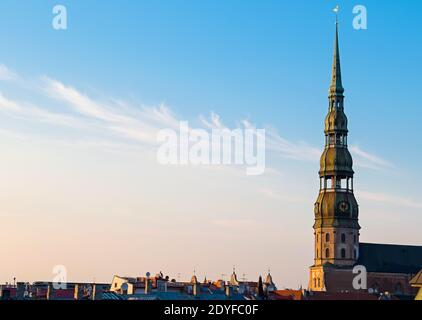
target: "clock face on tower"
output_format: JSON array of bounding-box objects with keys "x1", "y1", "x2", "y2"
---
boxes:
[{"x1": 338, "y1": 201, "x2": 350, "y2": 213}]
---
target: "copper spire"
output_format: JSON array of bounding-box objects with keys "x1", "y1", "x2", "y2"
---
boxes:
[{"x1": 330, "y1": 17, "x2": 344, "y2": 95}]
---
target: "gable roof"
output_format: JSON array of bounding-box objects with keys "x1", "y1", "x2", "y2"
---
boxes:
[
  {"x1": 358, "y1": 243, "x2": 422, "y2": 274},
  {"x1": 410, "y1": 269, "x2": 422, "y2": 286}
]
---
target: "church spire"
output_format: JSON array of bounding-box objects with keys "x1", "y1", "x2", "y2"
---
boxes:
[
  {"x1": 309, "y1": 10, "x2": 361, "y2": 292},
  {"x1": 311, "y1": 12, "x2": 360, "y2": 286},
  {"x1": 330, "y1": 16, "x2": 344, "y2": 96}
]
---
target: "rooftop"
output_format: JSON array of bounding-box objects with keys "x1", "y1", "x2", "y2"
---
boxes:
[
  {"x1": 358, "y1": 243, "x2": 422, "y2": 274},
  {"x1": 410, "y1": 269, "x2": 422, "y2": 286}
]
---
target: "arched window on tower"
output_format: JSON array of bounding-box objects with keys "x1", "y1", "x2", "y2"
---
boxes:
[
  {"x1": 325, "y1": 248, "x2": 330, "y2": 259},
  {"x1": 327, "y1": 177, "x2": 334, "y2": 189},
  {"x1": 341, "y1": 233, "x2": 346, "y2": 243},
  {"x1": 341, "y1": 248, "x2": 346, "y2": 259},
  {"x1": 325, "y1": 233, "x2": 330, "y2": 242},
  {"x1": 329, "y1": 134, "x2": 335, "y2": 145}
]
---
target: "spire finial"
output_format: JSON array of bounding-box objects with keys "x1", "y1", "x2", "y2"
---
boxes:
[
  {"x1": 330, "y1": 6, "x2": 344, "y2": 96},
  {"x1": 333, "y1": 5, "x2": 340, "y2": 24}
]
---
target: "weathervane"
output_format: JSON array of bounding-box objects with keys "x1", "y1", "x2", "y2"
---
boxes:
[{"x1": 333, "y1": 5, "x2": 340, "y2": 24}]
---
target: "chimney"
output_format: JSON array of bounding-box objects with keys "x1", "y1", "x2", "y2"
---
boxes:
[
  {"x1": 46, "y1": 284, "x2": 53, "y2": 300},
  {"x1": 92, "y1": 284, "x2": 103, "y2": 300},
  {"x1": 74, "y1": 284, "x2": 81, "y2": 300},
  {"x1": 145, "y1": 278, "x2": 152, "y2": 295},
  {"x1": 225, "y1": 284, "x2": 232, "y2": 298},
  {"x1": 193, "y1": 283, "x2": 199, "y2": 296}
]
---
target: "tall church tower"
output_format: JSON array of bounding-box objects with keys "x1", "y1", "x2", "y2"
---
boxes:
[{"x1": 309, "y1": 19, "x2": 360, "y2": 291}]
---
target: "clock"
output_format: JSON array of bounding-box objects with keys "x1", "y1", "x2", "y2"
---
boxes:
[{"x1": 338, "y1": 201, "x2": 350, "y2": 213}]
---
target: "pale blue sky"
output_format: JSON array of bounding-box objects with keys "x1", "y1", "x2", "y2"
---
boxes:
[{"x1": 0, "y1": 1, "x2": 421, "y2": 288}]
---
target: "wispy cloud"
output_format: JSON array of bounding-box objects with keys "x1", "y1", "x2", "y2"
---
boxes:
[
  {"x1": 0, "y1": 64, "x2": 17, "y2": 81},
  {"x1": 44, "y1": 77, "x2": 137, "y2": 124},
  {"x1": 199, "y1": 112, "x2": 226, "y2": 130},
  {"x1": 358, "y1": 191, "x2": 422, "y2": 209},
  {"x1": 258, "y1": 188, "x2": 311, "y2": 203},
  {"x1": 266, "y1": 128, "x2": 321, "y2": 162},
  {"x1": 350, "y1": 145, "x2": 395, "y2": 172},
  {"x1": 0, "y1": 64, "x2": 394, "y2": 174},
  {"x1": 42, "y1": 76, "x2": 180, "y2": 145},
  {"x1": 0, "y1": 92, "x2": 84, "y2": 128}
]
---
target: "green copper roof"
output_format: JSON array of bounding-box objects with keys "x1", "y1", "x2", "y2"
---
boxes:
[{"x1": 330, "y1": 22, "x2": 344, "y2": 96}]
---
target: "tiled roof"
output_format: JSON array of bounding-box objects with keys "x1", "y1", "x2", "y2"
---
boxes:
[
  {"x1": 410, "y1": 269, "x2": 422, "y2": 286},
  {"x1": 116, "y1": 291, "x2": 246, "y2": 301},
  {"x1": 102, "y1": 292, "x2": 123, "y2": 300},
  {"x1": 306, "y1": 291, "x2": 379, "y2": 301},
  {"x1": 358, "y1": 243, "x2": 422, "y2": 274},
  {"x1": 272, "y1": 290, "x2": 303, "y2": 300}
]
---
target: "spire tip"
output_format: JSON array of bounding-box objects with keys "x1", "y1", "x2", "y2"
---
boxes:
[{"x1": 333, "y1": 5, "x2": 340, "y2": 24}]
